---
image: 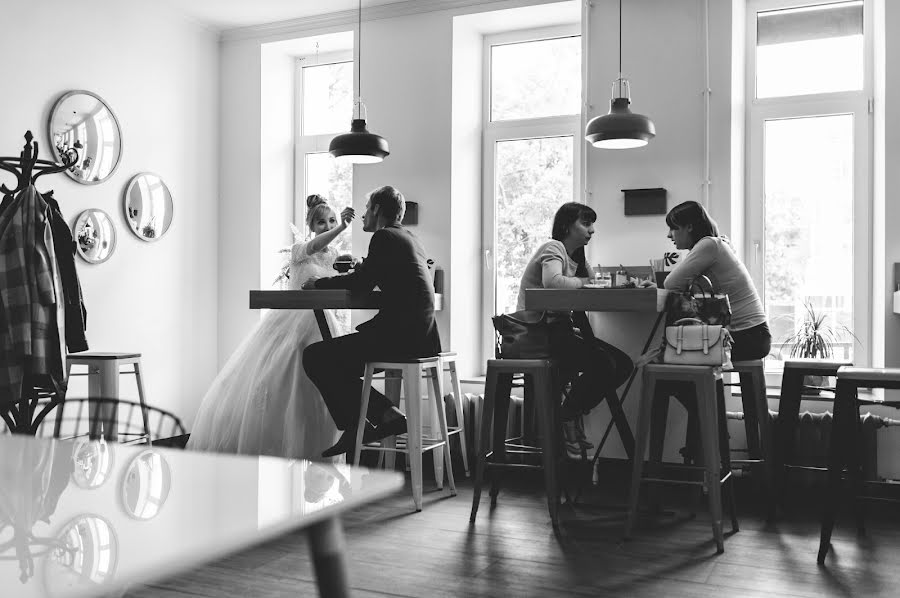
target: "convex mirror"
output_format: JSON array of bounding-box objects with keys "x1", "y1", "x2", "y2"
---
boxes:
[
  {"x1": 123, "y1": 172, "x2": 174, "y2": 242},
  {"x1": 49, "y1": 90, "x2": 123, "y2": 185},
  {"x1": 73, "y1": 209, "x2": 116, "y2": 264}
]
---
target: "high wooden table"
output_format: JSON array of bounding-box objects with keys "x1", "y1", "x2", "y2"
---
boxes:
[
  {"x1": 523, "y1": 288, "x2": 668, "y2": 465},
  {"x1": 0, "y1": 433, "x2": 402, "y2": 597},
  {"x1": 250, "y1": 290, "x2": 443, "y2": 339}
]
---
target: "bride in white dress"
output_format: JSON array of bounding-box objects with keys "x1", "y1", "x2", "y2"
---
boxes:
[{"x1": 188, "y1": 195, "x2": 353, "y2": 460}]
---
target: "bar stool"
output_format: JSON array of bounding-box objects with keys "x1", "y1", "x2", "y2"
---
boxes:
[
  {"x1": 818, "y1": 366, "x2": 900, "y2": 564},
  {"x1": 65, "y1": 352, "x2": 152, "y2": 444},
  {"x1": 470, "y1": 358, "x2": 564, "y2": 527},
  {"x1": 775, "y1": 358, "x2": 851, "y2": 501},
  {"x1": 722, "y1": 359, "x2": 776, "y2": 517},
  {"x1": 625, "y1": 364, "x2": 739, "y2": 553},
  {"x1": 354, "y1": 357, "x2": 457, "y2": 511}
]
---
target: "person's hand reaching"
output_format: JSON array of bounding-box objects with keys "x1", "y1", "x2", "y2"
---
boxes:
[{"x1": 340, "y1": 207, "x2": 355, "y2": 226}]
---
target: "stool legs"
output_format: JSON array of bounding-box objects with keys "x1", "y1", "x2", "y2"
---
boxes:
[
  {"x1": 697, "y1": 376, "x2": 725, "y2": 553},
  {"x1": 470, "y1": 368, "x2": 498, "y2": 522},
  {"x1": 133, "y1": 361, "x2": 152, "y2": 445},
  {"x1": 818, "y1": 378, "x2": 861, "y2": 564},
  {"x1": 625, "y1": 368, "x2": 655, "y2": 540},
  {"x1": 353, "y1": 365, "x2": 377, "y2": 467},
  {"x1": 447, "y1": 361, "x2": 470, "y2": 477},
  {"x1": 405, "y1": 364, "x2": 425, "y2": 511},
  {"x1": 776, "y1": 369, "x2": 804, "y2": 503},
  {"x1": 428, "y1": 366, "x2": 456, "y2": 497},
  {"x1": 533, "y1": 367, "x2": 560, "y2": 527},
  {"x1": 738, "y1": 367, "x2": 774, "y2": 518}
]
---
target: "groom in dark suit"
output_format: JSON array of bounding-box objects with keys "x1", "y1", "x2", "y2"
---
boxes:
[{"x1": 302, "y1": 185, "x2": 441, "y2": 457}]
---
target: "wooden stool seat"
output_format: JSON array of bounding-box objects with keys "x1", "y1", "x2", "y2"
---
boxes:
[
  {"x1": 832, "y1": 367, "x2": 900, "y2": 383},
  {"x1": 67, "y1": 352, "x2": 142, "y2": 361},
  {"x1": 355, "y1": 356, "x2": 456, "y2": 511},
  {"x1": 65, "y1": 352, "x2": 151, "y2": 444},
  {"x1": 818, "y1": 366, "x2": 900, "y2": 563},
  {"x1": 470, "y1": 358, "x2": 564, "y2": 527},
  {"x1": 626, "y1": 364, "x2": 741, "y2": 553}
]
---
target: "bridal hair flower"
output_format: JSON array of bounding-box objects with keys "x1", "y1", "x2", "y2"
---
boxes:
[{"x1": 273, "y1": 223, "x2": 306, "y2": 287}]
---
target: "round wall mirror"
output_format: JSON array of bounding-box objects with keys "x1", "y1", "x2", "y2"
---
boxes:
[
  {"x1": 123, "y1": 172, "x2": 174, "y2": 242},
  {"x1": 73, "y1": 209, "x2": 116, "y2": 264},
  {"x1": 44, "y1": 515, "x2": 118, "y2": 595},
  {"x1": 48, "y1": 90, "x2": 123, "y2": 185},
  {"x1": 71, "y1": 439, "x2": 114, "y2": 490},
  {"x1": 121, "y1": 450, "x2": 171, "y2": 520}
]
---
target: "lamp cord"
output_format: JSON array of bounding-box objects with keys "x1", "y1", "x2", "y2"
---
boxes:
[
  {"x1": 357, "y1": 0, "x2": 362, "y2": 119},
  {"x1": 618, "y1": 0, "x2": 622, "y2": 77}
]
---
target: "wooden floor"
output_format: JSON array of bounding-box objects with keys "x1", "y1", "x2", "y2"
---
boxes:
[{"x1": 127, "y1": 467, "x2": 900, "y2": 598}]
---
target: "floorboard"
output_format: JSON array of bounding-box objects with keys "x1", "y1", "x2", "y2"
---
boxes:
[{"x1": 124, "y1": 468, "x2": 900, "y2": 598}]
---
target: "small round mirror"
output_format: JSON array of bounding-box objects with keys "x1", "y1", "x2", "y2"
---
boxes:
[
  {"x1": 73, "y1": 209, "x2": 116, "y2": 264},
  {"x1": 121, "y1": 450, "x2": 171, "y2": 520},
  {"x1": 71, "y1": 439, "x2": 114, "y2": 489},
  {"x1": 123, "y1": 172, "x2": 174, "y2": 242},
  {"x1": 48, "y1": 90, "x2": 123, "y2": 185},
  {"x1": 44, "y1": 515, "x2": 118, "y2": 595}
]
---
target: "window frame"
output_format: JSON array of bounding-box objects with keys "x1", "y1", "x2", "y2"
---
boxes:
[
  {"x1": 745, "y1": 0, "x2": 873, "y2": 379},
  {"x1": 480, "y1": 25, "x2": 582, "y2": 366},
  {"x1": 294, "y1": 50, "x2": 354, "y2": 226}
]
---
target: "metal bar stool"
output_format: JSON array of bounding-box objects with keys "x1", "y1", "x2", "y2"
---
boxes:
[
  {"x1": 65, "y1": 352, "x2": 152, "y2": 444},
  {"x1": 775, "y1": 358, "x2": 851, "y2": 503},
  {"x1": 818, "y1": 366, "x2": 900, "y2": 564},
  {"x1": 470, "y1": 358, "x2": 564, "y2": 527},
  {"x1": 354, "y1": 357, "x2": 457, "y2": 511},
  {"x1": 722, "y1": 359, "x2": 776, "y2": 518},
  {"x1": 625, "y1": 364, "x2": 739, "y2": 554},
  {"x1": 438, "y1": 351, "x2": 470, "y2": 477}
]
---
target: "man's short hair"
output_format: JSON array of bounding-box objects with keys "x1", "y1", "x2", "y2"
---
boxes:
[{"x1": 369, "y1": 185, "x2": 405, "y2": 223}]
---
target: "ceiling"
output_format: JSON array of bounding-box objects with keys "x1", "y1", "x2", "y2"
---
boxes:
[{"x1": 161, "y1": 0, "x2": 411, "y2": 32}]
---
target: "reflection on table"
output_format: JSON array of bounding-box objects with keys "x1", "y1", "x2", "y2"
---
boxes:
[{"x1": 0, "y1": 434, "x2": 402, "y2": 597}]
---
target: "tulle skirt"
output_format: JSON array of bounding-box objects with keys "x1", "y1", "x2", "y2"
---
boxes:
[{"x1": 187, "y1": 309, "x2": 341, "y2": 461}]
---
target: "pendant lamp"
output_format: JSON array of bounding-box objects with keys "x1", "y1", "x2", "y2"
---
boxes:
[
  {"x1": 584, "y1": 0, "x2": 656, "y2": 149},
  {"x1": 329, "y1": 0, "x2": 390, "y2": 163}
]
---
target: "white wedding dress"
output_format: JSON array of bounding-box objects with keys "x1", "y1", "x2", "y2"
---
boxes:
[{"x1": 187, "y1": 242, "x2": 346, "y2": 460}]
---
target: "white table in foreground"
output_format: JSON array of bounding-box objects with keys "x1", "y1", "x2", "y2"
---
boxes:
[{"x1": 0, "y1": 434, "x2": 402, "y2": 598}]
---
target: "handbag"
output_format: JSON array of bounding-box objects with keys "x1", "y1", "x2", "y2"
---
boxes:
[
  {"x1": 491, "y1": 311, "x2": 551, "y2": 358},
  {"x1": 662, "y1": 318, "x2": 732, "y2": 367},
  {"x1": 665, "y1": 275, "x2": 732, "y2": 327}
]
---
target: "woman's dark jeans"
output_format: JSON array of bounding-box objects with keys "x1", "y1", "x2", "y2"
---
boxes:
[{"x1": 549, "y1": 321, "x2": 634, "y2": 419}]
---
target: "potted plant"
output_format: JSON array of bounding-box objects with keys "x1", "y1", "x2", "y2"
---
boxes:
[{"x1": 779, "y1": 301, "x2": 857, "y2": 391}]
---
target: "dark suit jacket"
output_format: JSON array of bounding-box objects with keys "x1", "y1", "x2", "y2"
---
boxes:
[{"x1": 314, "y1": 223, "x2": 441, "y2": 357}]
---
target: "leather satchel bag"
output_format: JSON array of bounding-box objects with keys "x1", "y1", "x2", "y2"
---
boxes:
[
  {"x1": 491, "y1": 311, "x2": 551, "y2": 359},
  {"x1": 662, "y1": 318, "x2": 732, "y2": 367},
  {"x1": 665, "y1": 275, "x2": 732, "y2": 327}
]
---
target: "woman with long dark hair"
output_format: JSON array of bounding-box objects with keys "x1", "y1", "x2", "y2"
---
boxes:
[
  {"x1": 513, "y1": 202, "x2": 635, "y2": 453},
  {"x1": 663, "y1": 200, "x2": 770, "y2": 360}
]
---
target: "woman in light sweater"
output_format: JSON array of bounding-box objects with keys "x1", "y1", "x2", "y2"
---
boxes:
[
  {"x1": 513, "y1": 202, "x2": 634, "y2": 453},
  {"x1": 663, "y1": 200, "x2": 770, "y2": 360},
  {"x1": 662, "y1": 200, "x2": 770, "y2": 464}
]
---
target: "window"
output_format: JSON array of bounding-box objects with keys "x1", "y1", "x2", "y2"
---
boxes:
[
  {"x1": 296, "y1": 54, "x2": 354, "y2": 258},
  {"x1": 482, "y1": 27, "x2": 581, "y2": 361},
  {"x1": 746, "y1": 0, "x2": 870, "y2": 371}
]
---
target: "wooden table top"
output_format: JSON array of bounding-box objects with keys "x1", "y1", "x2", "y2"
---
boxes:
[{"x1": 523, "y1": 287, "x2": 667, "y2": 312}]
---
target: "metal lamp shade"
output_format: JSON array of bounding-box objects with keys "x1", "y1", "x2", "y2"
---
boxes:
[
  {"x1": 585, "y1": 97, "x2": 656, "y2": 149},
  {"x1": 328, "y1": 119, "x2": 390, "y2": 164}
]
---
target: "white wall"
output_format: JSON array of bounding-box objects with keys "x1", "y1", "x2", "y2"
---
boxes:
[{"x1": 0, "y1": 0, "x2": 219, "y2": 427}]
